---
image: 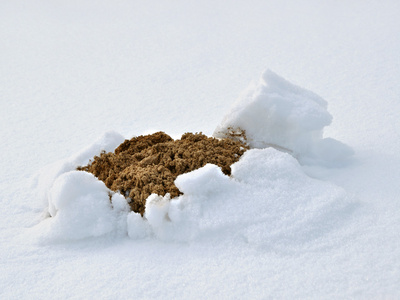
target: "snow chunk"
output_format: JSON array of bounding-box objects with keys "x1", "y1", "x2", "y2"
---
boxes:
[
  {"x1": 175, "y1": 163, "x2": 233, "y2": 195},
  {"x1": 30, "y1": 131, "x2": 127, "y2": 242},
  {"x1": 127, "y1": 211, "x2": 150, "y2": 239},
  {"x1": 31, "y1": 171, "x2": 128, "y2": 242},
  {"x1": 34, "y1": 131, "x2": 124, "y2": 209},
  {"x1": 213, "y1": 69, "x2": 353, "y2": 165},
  {"x1": 145, "y1": 193, "x2": 172, "y2": 229}
]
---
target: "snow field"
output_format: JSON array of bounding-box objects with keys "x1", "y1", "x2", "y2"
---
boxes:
[{"x1": 2, "y1": 0, "x2": 400, "y2": 297}]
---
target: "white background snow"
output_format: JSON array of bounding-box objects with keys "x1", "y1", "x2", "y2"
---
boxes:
[{"x1": 1, "y1": 0, "x2": 400, "y2": 298}]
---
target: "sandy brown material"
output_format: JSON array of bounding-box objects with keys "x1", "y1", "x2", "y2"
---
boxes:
[{"x1": 78, "y1": 132, "x2": 248, "y2": 215}]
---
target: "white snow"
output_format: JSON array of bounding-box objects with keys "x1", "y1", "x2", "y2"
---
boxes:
[
  {"x1": 31, "y1": 171, "x2": 128, "y2": 242},
  {"x1": 2, "y1": 0, "x2": 400, "y2": 298},
  {"x1": 31, "y1": 133, "x2": 355, "y2": 247},
  {"x1": 34, "y1": 131, "x2": 124, "y2": 207},
  {"x1": 174, "y1": 149, "x2": 354, "y2": 247},
  {"x1": 213, "y1": 69, "x2": 353, "y2": 166}
]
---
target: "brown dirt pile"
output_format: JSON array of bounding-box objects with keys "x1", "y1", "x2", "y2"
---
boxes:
[{"x1": 78, "y1": 132, "x2": 248, "y2": 215}]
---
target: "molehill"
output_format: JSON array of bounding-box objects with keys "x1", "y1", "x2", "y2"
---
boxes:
[{"x1": 77, "y1": 132, "x2": 248, "y2": 215}]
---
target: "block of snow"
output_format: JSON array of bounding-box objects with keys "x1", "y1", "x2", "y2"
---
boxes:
[
  {"x1": 32, "y1": 171, "x2": 120, "y2": 242},
  {"x1": 213, "y1": 69, "x2": 353, "y2": 165},
  {"x1": 33, "y1": 131, "x2": 125, "y2": 208},
  {"x1": 127, "y1": 211, "x2": 150, "y2": 239}
]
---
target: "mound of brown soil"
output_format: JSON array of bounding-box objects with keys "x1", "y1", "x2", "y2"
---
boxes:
[{"x1": 78, "y1": 132, "x2": 248, "y2": 215}]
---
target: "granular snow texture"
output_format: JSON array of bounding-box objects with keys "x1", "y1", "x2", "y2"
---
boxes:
[{"x1": 78, "y1": 132, "x2": 248, "y2": 215}]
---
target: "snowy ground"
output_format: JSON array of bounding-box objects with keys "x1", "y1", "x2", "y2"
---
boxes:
[{"x1": 1, "y1": 0, "x2": 400, "y2": 298}]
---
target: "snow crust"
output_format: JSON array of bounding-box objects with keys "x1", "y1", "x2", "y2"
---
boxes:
[{"x1": 213, "y1": 70, "x2": 353, "y2": 165}]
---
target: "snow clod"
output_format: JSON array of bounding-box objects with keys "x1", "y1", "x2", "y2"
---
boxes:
[{"x1": 213, "y1": 69, "x2": 353, "y2": 165}]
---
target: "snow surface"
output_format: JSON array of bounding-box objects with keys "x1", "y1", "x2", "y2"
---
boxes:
[{"x1": 2, "y1": 0, "x2": 400, "y2": 299}]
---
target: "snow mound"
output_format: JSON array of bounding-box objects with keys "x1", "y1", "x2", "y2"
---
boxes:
[
  {"x1": 126, "y1": 148, "x2": 355, "y2": 247},
  {"x1": 213, "y1": 69, "x2": 353, "y2": 165},
  {"x1": 31, "y1": 145, "x2": 355, "y2": 247},
  {"x1": 33, "y1": 131, "x2": 125, "y2": 208},
  {"x1": 77, "y1": 132, "x2": 247, "y2": 215},
  {"x1": 31, "y1": 171, "x2": 129, "y2": 242},
  {"x1": 31, "y1": 72, "x2": 356, "y2": 245}
]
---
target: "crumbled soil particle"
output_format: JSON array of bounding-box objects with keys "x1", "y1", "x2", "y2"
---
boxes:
[{"x1": 78, "y1": 132, "x2": 248, "y2": 215}]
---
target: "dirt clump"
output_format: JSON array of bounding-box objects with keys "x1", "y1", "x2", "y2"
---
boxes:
[{"x1": 78, "y1": 132, "x2": 248, "y2": 215}]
